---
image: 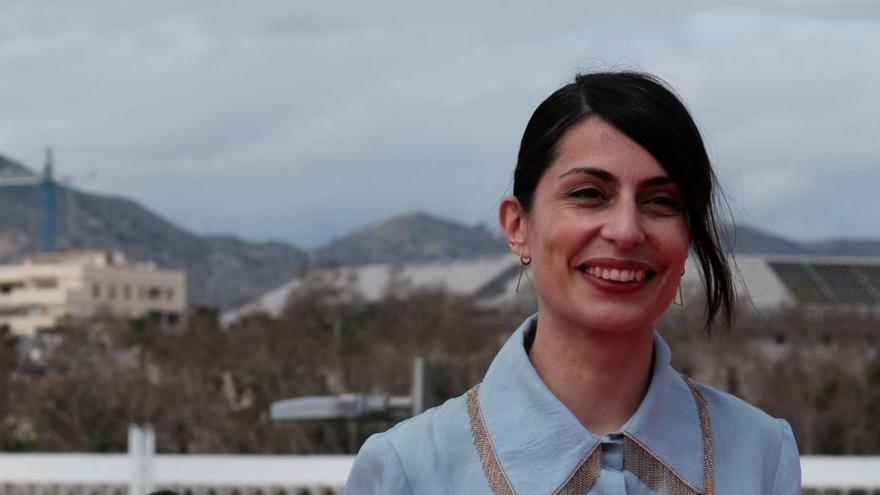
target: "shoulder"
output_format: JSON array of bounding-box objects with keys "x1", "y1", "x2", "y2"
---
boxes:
[
  {"x1": 381, "y1": 391, "x2": 471, "y2": 459},
  {"x1": 692, "y1": 381, "x2": 782, "y2": 438},
  {"x1": 345, "y1": 432, "x2": 412, "y2": 494},
  {"x1": 345, "y1": 392, "x2": 475, "y2": 495},
  {"x1": 691, "y1": 381, "x2": 801, "y2": 494}
]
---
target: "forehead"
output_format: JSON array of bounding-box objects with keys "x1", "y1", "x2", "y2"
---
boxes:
[{"x1": 547, "y1": 116, "x2": 666, "y2": 182}]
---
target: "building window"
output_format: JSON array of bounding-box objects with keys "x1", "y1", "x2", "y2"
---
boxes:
[
  {"x1": 33, "y1": 277, "x2": 58, "y2": 289},
  {"x1": 165, "y1": 288, "x2": 174, "y2": 301},
  {"x1": 108, "y1": 284, "x2": 117, "y2": 300},
  {"x1": 93, "y1": 283, "x2": 101, "y2": 298},
  {"x1": 1, "y1": 282, "x2": 25, "y2": 294},
  {"x1": 148, "y1": 287, "x2": 162, "y2": 300},
  {"x1": 123, "y1": 285, "x2": 131, "y2": 300}
]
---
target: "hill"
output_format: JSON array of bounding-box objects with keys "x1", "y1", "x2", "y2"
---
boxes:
[
  {"x1": 315, "y1": 211, "x2": 508, "y2": 265},
  {"x1": 731, "y1": 224, "x2": 880, "y2": 257},
  {"x1": 0, "y1": 155, "x2": 308, "y2": 309},
  {"x1": 3, "y1": 154, "x2": 879, "y2": 308}
]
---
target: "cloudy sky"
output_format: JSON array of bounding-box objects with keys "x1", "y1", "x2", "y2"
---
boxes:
[{"x1": 1, "y1": 1, "x2": 878, "y2": 248}]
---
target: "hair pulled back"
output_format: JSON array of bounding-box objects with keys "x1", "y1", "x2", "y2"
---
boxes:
[{"x1": 513, "y1": 71, "x2": 734, "y2": 332}]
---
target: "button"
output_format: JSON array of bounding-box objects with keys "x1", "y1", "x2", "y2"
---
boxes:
[{"x1": 600, "y1": 435, "x2": 624, "y2": 471}]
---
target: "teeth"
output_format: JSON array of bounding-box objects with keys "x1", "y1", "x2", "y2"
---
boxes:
[{"x1": 586, "y1": 266, "x2": 647, "y2": 283}]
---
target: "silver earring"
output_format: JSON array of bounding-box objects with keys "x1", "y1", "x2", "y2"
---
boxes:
[
  {"x1": 516, "y1": 255, "x2": 533, "y2": 293},
  {"x1": 674, "y1": 267, "x2": 685, "y2": 306}
]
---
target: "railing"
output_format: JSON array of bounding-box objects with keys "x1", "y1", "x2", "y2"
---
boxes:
[
  {"x1": 0, "y1": 453, "x2": 351, "y2": 495},
  {"x1": 0, "y1": 453, "x2": 878, "y2": 494}
]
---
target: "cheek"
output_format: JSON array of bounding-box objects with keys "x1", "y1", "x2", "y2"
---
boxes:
[
  {"x1": 660, "y1": 224, "x2": 691, "y2": 267},
  {"x1": 526, "y1": 216, "x2": 577, "y2": 284},
  {"x1": 534, "y1": 215, "x2": 586, "y2": 265}
]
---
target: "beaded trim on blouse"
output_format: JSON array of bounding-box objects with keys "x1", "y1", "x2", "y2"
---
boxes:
[{"x1": 466, "y1": 375, "x2": 714, "y2": 495}]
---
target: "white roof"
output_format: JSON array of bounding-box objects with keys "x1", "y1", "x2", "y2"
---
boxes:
[
  {"x1": 225, "y1": 253, "x2": 880, "y2": 327},
  {"x1": 221, "y1": 254, "x2": 519, "y2": 326},
  {"x1": 681, "y1": 255, "x2": 795, "y2": 310}
]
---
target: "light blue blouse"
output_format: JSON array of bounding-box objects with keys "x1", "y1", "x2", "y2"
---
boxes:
[{"x1": 345, "y1": 315, "x2": 801, "y2": 494}]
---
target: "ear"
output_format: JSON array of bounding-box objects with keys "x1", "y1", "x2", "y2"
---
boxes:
[{"x1": 498, "y1": 195, "x2": 530, "y2": 258}]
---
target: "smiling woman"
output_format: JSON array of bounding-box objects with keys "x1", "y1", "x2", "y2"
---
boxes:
[{"x1": 345, "y1": 72, "x2": 801, "y2": 495}]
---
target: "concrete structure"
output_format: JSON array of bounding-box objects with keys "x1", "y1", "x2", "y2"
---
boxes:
[
  {"x1": 682, "y1": 254, "x2": 880, "y2": 312},
  {"x1": 221, "y1": 255, "x2": 528, "y2": 326},
  {"x1": 223, "y1": 253, "x2": 880, "y2": 327},
  {"x1": 0, "y1": 251, "x2": 186, "y2": 336}
]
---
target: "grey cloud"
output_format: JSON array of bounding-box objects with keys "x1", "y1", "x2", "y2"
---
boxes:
[{"x1": 0, "y1": 2, "x2": 878, "y2": 247}]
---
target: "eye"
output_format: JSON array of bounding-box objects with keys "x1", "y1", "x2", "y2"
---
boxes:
[
  {"x1": 569, "y1": 186, "x2": 606, "y2": 201},
  {"x1": 644, "y1": 194, "x2": 683, "y2": 212}
]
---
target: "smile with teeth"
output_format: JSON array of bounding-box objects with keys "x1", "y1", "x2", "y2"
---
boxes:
[{"x1": 583, "y1": 266, "x2": 648, "y2": 283}]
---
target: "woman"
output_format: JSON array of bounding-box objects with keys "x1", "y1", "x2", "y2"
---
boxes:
[{"x1": 345, "y1": 71, "x2": 801, "y2": 494}]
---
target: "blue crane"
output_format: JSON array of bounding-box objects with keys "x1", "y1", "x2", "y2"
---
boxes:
[{"x1": 0, "y1": 147, "x2": 57, "y2": 252}]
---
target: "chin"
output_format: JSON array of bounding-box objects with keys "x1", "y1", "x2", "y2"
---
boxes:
[{"x1": 570, "y1": 303, "x2": 661, "y2": 335}]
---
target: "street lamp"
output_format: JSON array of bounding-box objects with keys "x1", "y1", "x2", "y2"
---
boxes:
[{"x1": 271, "y1": 357, "x2": 430, "y2": 421}]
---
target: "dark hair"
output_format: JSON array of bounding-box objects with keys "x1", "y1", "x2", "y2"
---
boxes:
[{"x1": 513, "y1": 71, "x2": 734, "y2": 332}]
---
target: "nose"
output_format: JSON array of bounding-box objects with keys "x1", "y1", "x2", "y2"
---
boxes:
[{"x1": 600, "y1": 201, "x2": 646, "y2": 249}]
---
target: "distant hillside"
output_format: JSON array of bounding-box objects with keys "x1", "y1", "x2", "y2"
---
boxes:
[
  {"x1": 728, "y1": 224, "x2": 810, "y2": 255},
  {"x1": 315, "y1": 212, "x2": 508, "y2": 265},
  {"x1": 802, "y1": 239, "x2": 880, "y2": 257},
  {"x1": 0, "y1": 155, "x2": 308, "y2": 309},
  {"x1": 0, "y1": 155, "x2": 33, "y2": 178},
  {"x1": 730, "y1": 224, "x2": 880, "y2": 257},
  {"x1": 4, "y1": 153, "x2": 879, "y2": 309},
  {"x1": 313, "y1": 213, "x2": 880, "y2": 266}
]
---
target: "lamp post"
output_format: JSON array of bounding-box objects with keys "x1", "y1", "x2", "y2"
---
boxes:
[{"x1": 271, "y1": 357, "x2": 432, "y2": 450}]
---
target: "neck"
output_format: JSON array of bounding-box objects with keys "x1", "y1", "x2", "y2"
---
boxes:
[{"x1": 528, "y1": 311, "x2": 655, "y2": 435}]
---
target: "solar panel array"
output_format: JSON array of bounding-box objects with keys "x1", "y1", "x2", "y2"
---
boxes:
[{"x1": 769, "y1": 261, "x2": 880, "y2": 306}]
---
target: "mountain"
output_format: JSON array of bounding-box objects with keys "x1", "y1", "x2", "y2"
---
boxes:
[
  {"x1": 315, "y1": 212, "x2": 508, "y2": 265},
  {"x1": 3, "y1": 153, "x2": 880, "y2": 309},
  {"x1": 802, "y1": 239, "x2": 880, "y2": 257},
  {"x1": 0, "y1": 155, "x2": 34, "y2": 178},
  {"x1": 0, "y1": 155, "x2": 308, "y2": 309},
  {"x1": 314, "y1": 213, "x2": 880, "y2": 267},
  {"x1": 729, "y1": 224, "x2": 880, "y2": 257},
  {"x1": 727, "y1": 224, "x2": 810, "y2": 255}
]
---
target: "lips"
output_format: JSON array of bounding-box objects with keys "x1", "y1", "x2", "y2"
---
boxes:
[
  {"x1": 585, "y1": 266, "x2": 646, "y2": 282},
  {"x1": 576, "y1": 257, "x2": 657, "y2": 285}
]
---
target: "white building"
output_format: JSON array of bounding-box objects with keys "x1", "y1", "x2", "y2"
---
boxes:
[
  {"x1": 0, "y1": 251, "x2": 186, "y2": 336},
  {"x1": 682, "y1": 254, "x2": 880, "y2": 312},
  {"x1": 220, "y1": 255, "x2": 527, "y2": 326},
  {"x1": 222, "y1": 254, "x2": 880, "y2": 327}
]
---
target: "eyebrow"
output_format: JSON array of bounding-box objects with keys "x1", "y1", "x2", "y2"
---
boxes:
[{"x1": 558, "y1": 166, "x2": 673, "y2": 188}]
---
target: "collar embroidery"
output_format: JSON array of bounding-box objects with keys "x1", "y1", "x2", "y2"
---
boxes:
[{"x1": 467, "y1": 375, "x2": 714, "y2": 495}]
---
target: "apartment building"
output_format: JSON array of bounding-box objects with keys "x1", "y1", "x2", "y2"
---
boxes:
[{"x1": 0, "y1": 250, "x2": 186, "y2": 336}]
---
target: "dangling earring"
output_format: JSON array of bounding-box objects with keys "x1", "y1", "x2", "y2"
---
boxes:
[
  {"x1": 516, "y1": 255, "x2": 533, "y2": 293},
  {"x1": 674, "y1": 267, "x2": 685, "y2": 306}
]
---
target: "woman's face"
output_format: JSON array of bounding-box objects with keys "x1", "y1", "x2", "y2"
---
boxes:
[{"x1": 505, "y1": 116, "x2": 690, "y2": 334}]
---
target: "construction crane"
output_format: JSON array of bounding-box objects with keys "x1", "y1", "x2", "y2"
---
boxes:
[{"x1": 0, "y1": 147, "x2": 57, "y2": 252}]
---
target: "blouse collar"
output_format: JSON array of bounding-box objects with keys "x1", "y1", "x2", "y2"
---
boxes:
[{"x1": 478, "y1": 314, "x2": 705, "y2": 493}]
